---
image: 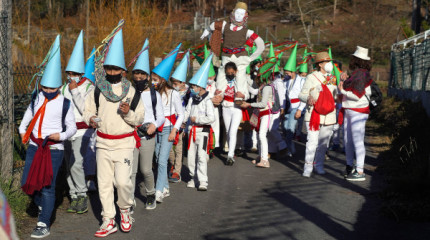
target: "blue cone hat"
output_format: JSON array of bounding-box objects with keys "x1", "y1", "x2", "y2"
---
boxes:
[
  {"x1": 83, "y1": 47, "x2": 96, "y2": 83},
  {"x1": 65, "y1": 30, "x2": 85, "y2": 74},
  {"x1": 171, "y1": 51, "x2": 190, "y2": 83},
  {"x1": 103, "y1": 29, "x2": 126, "y2": 70},
  {"x1": 152, "y1": 43, "x2": 182, "y2": 81},
  {"x1": 189, "y1": 53, "x2": 213, "y2": 88},
  {"x1": 40, "y1": 35, "x2": 62, "y2": 88},
  {"x1": 132, "y1": 38, "x2": 150, "y2": 74}
]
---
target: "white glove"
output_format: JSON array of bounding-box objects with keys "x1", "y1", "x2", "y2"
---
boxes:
[{"x1": 200, "y1": 29, "x2": 210, "y2": 40}]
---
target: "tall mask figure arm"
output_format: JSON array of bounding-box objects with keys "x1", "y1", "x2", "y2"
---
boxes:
[
  {"x1": 200, "y1": 21, "x2": 227, "y2": 40},
  {"x1": 249, "y1": 36, "x2": 265, "y2": 61}
]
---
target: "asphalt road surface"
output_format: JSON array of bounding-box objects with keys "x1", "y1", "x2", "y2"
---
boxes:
[{"x1": 23, "y1": 141, "x2": 430, "y2": 240}]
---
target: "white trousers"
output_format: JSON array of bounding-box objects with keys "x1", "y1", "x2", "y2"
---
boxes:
[
  {"x1": 258, "y1": 114, "x2": 275, "y2": 161},
  {"x1": 268, "y1": 113, "x2": 287, "y2": 153},
  {"x1": 97, "y1": 148, "x2": 134, "y2": 219},
  {"x1": 211, "y1": 107, "x2": 220, "y2": 148},
  {"x1": 343, "y1": 109, "x2": 368, "y2": 173},
  {"x1": 303, "y1": 123, "x2": 334, "y2": 174},
  {"x1": 222, "y1": 106, "x2": 243, "y2": 158},
  {"x1": 187, "y1": 130, "x2": 209, "y2": 186}
]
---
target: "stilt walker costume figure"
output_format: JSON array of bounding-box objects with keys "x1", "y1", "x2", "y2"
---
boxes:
[
  {"x1": 151, "y1": 44, "x2": 185, "y2": 203},
  {"x1": 83, "y1": 25, "x2": 145, "y2": 237},
  {"x1": 130, "y1": 39, "x2": 166, "y2": 210},
  {"x1": 168, "y1": 50, "x2": 191, "y2": 183},
  {"x1": 298, "y1": 52, "x2": 338, "y2": 177},
  {"x1": 184, "y1": 54, "x2": 216, "y2": 191},
  {"x1": 61, "y1": 30, "x2": 95, "y2": 215},
  {"x1": 19, "y1": 35, "x2": 77, "y2": 238},
  {"x1": 200, "y1": 1, "x2": 265, "y2": 101}
]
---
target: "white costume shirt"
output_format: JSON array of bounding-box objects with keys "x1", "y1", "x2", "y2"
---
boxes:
[
  {"x1": 161, "y1": 89, "x2": 185, "y2": 130},
  {"x1": 140, "y1": 90, "x2": 166, "y2": 128},
  {"x1": 19, "y1": 92, "x2": 77, "y2": 150},
  {"x1": 285, "y1": 75, "x2": 306, "y2": 112}
]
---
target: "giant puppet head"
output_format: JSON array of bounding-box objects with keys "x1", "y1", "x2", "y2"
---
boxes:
[{"x1": 230, "y1": 2, "x2": 248, "y2": 27}]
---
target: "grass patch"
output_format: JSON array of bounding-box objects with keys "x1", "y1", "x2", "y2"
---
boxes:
[{"x1": 372, "y1": 97, "x2": 430, "y2": 221}]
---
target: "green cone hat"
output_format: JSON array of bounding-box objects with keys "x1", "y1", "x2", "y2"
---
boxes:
[
  {"x1": 329, "y1": 47, "x2": 341, "y2": 84},
  {"x1": 298, "y1": 48, "x2": 308, "y2": 73},
  {"x1": 283, "y1": 43, "x2": 298, "y2": 72},
  {"x1": 204, "y1": 44, "x2": 216, "y2": 78}
]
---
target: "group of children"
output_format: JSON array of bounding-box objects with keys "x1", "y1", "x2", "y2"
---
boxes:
[{"x1": 19, "y1": 2, "x2": 374, "y2": 239}]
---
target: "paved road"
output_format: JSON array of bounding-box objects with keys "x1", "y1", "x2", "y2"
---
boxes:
[{"x1": 23, "y1": 140, "x2": 430, "y2": 240}]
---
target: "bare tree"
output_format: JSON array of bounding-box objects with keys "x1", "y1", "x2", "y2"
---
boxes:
[{"x1": 333, "y1": 0, "x2": 337, "y2": 21}]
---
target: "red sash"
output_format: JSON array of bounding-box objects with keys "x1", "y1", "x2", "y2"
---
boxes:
[
  {"x1": 22, "y1": 134, "x2": 59, "y2": 195},
  {"x1": 290, "y1": 98, "x2": 300, "y2": 103},
  {"x1": 338, "y1": 107, "x2": 370, "y2": 125},
  {"x1": 157, "y1": 114, "x2": 180, "y2": 144},
  {"x1": 224, "y1": 96, "x2": 235, "y2": 102},
  {"x1": 187, "y1": 125, "x2": 214, "y2": 154},
  {"x1": 76, "y1": 122, "x2": 90, "y2": 130},
  {"x1": 242, "y1": 108, "x2": 250, "y2": 122},
  {"x1": 254, "y1": 109, "x2": 271, "y2": 132},
  {"x1": 96, "y1": 130, "x2": 141, "y2": 148}
]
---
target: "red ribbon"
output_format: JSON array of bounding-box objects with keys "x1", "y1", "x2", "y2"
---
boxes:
[
  {"x1": 187, "y1": 126, "x2": 214, "y2": 154},
  {"x1": 242, "y1": 108, "x2": 250, "y2": 122},
  {"x1": 96, "y1": 130, "x2": 141, "y2": 148},
  {"x1": 157, "y1": 114, "x2": 177, "y2": 132},
  {"x1": 76, "y1": 122, "x2": 90, "y2": 130},
  {"x1": 290, "y1": 98, "x2": 300, "y2": 104},
  {"x1": 254, "y1": 109, "x2": 271, "y2": 132}
]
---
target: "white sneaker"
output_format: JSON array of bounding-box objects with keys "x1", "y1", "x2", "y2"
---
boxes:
[
  {"x1": 94, "y1": 218, "x2": 117, "y2": 237},
  {"x1": 119, "y1": 208, "x2": 134, "y2": 233},
  {"x1": 302, "y1": 171, "x2": 312, "y2": 178},
  {"x1": 162, "y1": 188, "x2": 170, "y2": 198},
  {"x1": 187, "y1": 179, "x2": 195, "y2": 188},
  {"x1": 155, "y1": 190, "x2": 163, "y2": 203},
  {"x1": 198, "y1": 182, "x2": 208, "y2": 191}
]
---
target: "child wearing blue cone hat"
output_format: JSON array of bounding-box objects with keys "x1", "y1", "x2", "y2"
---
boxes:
[
  {"x1": 168, "y1": 50, "x2": 191, "y2": 183},
  {"x1": 19, "y1": 35, "x2": 77, "y2": 238},
  {"x1": 83, "y1": 26, "x2": 145, "y2": 237},
  {"x1": 150, "y1": 43, "x2": 185, "y2": 203},
  {"x1": 61, "y1": 30, "x2": 95, "y2": 216},
  {"x1": 182, "y1": 54, "x2": 216, "y2": 191},
  {"x1": 129, "y1": 38, "x2": 166, "y2": 211}
]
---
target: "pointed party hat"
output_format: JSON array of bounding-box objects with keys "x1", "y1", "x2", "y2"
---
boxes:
[
  {"x1": 284, "y1": 43, "x2": 298, "y2": 72},
  {"x1": 103, "y1": 29, "x2": 126, "y2": 70},
  {"x1": 259, "y1": 43, "x2": 277, "y2": 80},
  {"x1": 204, "y1": 45, "x2": 216, "y2": 78},
  {"x1": 40, "y1": 35, "x2": 62, "y2": 88},
  {"x1": 298, "y1": 48, "x2": 309, "y2": 73},
  {"x1": 189, "y1": 53, "x2": 213, "y2": 88},
  {"x1": 83, "y1": 47, "x2": 96, "y2": 83},
  {"x1": 132, "y1": 38, "x2": 150, "y2": 74},
  {"x1": 171, "y1": 51, "x2": 190, "y2": 82},
  {"x1": 152, "y1": 43, "x2": 182, "y2": 81},
  {"x1": 66, "y1": 30, "x2": 85, "y2": 74},
  {"x1": 273, "y1": 52, "x2": 283, "y2": 73}
]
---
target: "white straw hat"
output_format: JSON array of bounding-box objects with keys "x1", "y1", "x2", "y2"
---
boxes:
[{"x1": 352, "y1": 46, "x2": 371, "y2": 61}]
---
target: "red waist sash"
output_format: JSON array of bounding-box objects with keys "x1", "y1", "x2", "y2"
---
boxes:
[
  {"x1": 96, "y1": 130, "x2": 141, "y2": 148},
  {"x1": 76, "y1": 122, "x2": 90, "y2": 130},
  {"x1": 188, "y1": 125, "x2": 214, "y2": 154},
  {"x1": 338, "y1": 107, "x2": 370, "y2": 125}
]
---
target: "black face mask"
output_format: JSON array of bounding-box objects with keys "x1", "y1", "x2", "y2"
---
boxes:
[
  {"x1": 106, "y1": 73, "x2": 122, "y2": 84},
  {"x1": 226, "y1": 74, "x2": 235, "y2": 81},
  {"x1": 135, "y1": 79, "x2": 149, "y2": 92},
  {"x1": 42, "y1": 90, "x2": 59, "y2": 100}
]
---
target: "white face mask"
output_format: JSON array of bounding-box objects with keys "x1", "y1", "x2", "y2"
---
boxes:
[
  {"x1": 234, "y1": 9, "x2": 246, "y2": 22},
  {"x1": 323, "y1": 62, "x2": 334, "y2": 73},
  {"x1": 68, "y1": 76, "x2": 80, "y2": 82},
  {"x1": 173, "y1": 86, "x2": 181, "y2": 91},
  {"x1": 207, "y1": 79, "x2": 214, "y2": 85}
]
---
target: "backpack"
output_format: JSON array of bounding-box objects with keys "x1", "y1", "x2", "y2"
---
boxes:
[
  {"x1": 365, "y1": 80, "x2": 383, "y2": 111},
  {"x1": 268, "y1": 84, "x2": 281, "y2": 114},
  {"x1": 94, "y1": 87, "x2": 141, "y2": 114},
  {"x1": 31, "y1": 91, "x2": 70, "y2": 132}
]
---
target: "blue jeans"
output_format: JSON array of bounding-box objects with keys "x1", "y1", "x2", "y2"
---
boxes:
[
  {"x1": 21, "y1": 144, "x2": 64, "y2": 226},
  {"x1": 155, "y1": 126, "x2": 174, "y2": 192},
  {"x1": 283, "y1": 108, "x2": 299, "y2": 154}
]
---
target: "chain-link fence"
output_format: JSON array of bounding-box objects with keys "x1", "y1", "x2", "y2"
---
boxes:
[
  {"x1": 390, "y1": 37, "x2": 430, "y2": 92},
  {"x1": 0, "y1": 10, "x2": 10, "y2": 124}
]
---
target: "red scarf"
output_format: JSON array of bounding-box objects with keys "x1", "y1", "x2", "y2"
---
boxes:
[
  {"x1": 309, "y1": 83, "x2": 335, "y2": 131},
  {"x1": 21, "y1": 134, "x2": 59, "y2": 195}
]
